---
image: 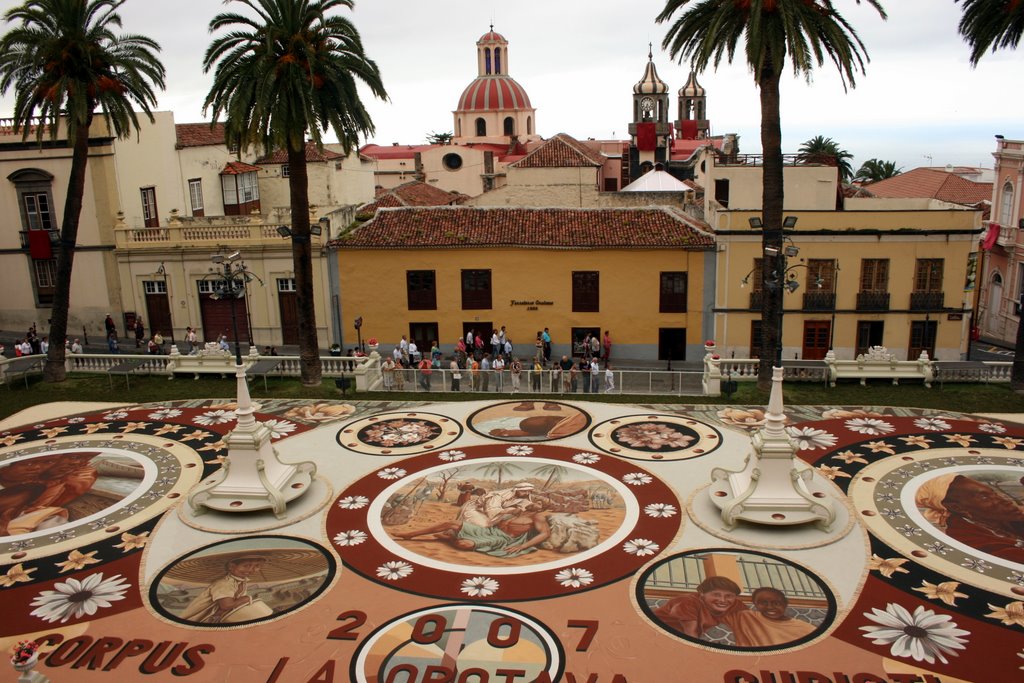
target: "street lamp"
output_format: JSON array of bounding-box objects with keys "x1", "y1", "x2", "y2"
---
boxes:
[
  {"x1": 155, "y1": 262, "x2": 175, "y2": 346},
  {"x1": 206, "y1": 251, "x2": 260, "y2": 366}
]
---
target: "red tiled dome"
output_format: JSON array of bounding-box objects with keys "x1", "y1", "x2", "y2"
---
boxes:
[
  {"x1": 478, "y1": 30, "x2": 506, "y2": 43},
  {"x1": 457, "y1": 76, "x2": 532, "y2": 111}
]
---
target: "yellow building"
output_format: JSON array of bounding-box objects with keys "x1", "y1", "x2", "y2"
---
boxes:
[
  {"x1": 710, "y1": 199, "x2": 982, "y2": 361},
  {"x1": 331, "y1": 206, "x2": 715, "y2": 361}
]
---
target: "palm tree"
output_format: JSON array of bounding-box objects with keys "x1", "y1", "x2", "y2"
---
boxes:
[
  {"x1": 480, "y1": 462, "x2": 522, "y2": 486},
  {"x1": 203, "y1": 0, "x2": 387, "y2": 386},
  {"x1": 657, "y1": 0, "x2": 885, "y2": 388},
  {"x1": 0, "y1": 0, "x2": 164, "y2": 382},
  {"x1": 533, "y1": 463, "x2": 568, "y2": 490},
  {"x1": 957, "y1": 0, "x2": 1024, "y2": 65},
  {"x1": 798, "y1": 135, "x2": 854, "y2": 183},
  {"x1": 854, "y1": 158, "x2": 902, "y2": 184}
]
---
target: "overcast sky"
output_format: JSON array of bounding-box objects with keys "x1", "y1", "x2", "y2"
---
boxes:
[{"x1": 1, "y1": 0, "x2": 1020, "y2": 172}]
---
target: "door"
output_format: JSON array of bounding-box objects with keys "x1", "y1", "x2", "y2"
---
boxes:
[
  {"x1": 909, "y1": 320, "x2": 937, "y2": 360},
  {"x1": 658, "y1": 328, "x2": 687, "y2": 361},
  {"x1": 198, "y1": 281, "x2": 250, "y2": 344},
  {"x1": 802, "y1": 320, "x2": 831, "y2": 360},
  {"x1": 986, "y1": 273, "x2": 1003, "y2": 337},
  {"x1": 144, "y1": 281, "x2": 172, "y2": 341},
  {"x1": 855, "y1": 321, "x2": 884, "y2": 357},
  {"x1": 278, "y1": 278, "x2": 299, "y2": 345},
  {"x1": 409, "y1": 322, "x2": 438, "y2": 356},
  {"x1": 463, "y1": 321, "x2": 491, "y2": 345}
]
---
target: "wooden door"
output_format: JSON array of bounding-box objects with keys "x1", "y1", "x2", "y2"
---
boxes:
[
  {"x1": 145, "y1": 290, "x2": 172, "y2": 341},
  {"x1": 279, "y1": 292, "x2": 299, "y2": 345},
  {"x1": 199, "y1": 293, "x2": 250, "y2": 344},
  {"x1": 802, "y1": 320, "x2": 831, "y2": 360}
]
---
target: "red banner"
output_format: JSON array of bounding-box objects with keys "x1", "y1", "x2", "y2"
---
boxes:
[
  {"x1": 27, "y1": 229, "x2": 53, "y2": 259},
  {"x1": 636, "y1": 123, "x2": 657, "y2": 151},
  {"x1": 981, "y1": 222, "x2": 999, "y2": 250},
  {"x1": 678, "y1": 120, "x2": 698, "y2": 140}
]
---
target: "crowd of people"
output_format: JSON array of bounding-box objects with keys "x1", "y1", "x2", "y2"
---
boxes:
[{"x1": 379, "y1": 326, "x2": 617, "y2": 393}]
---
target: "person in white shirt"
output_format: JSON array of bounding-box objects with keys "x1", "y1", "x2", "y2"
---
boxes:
[
  {"x1": 408, "y1": 340, "x2": 420, "y2": 363},
  {"x1": 604, "y1": 363, "x2": 615, "y2": 393},
  {"x1": 19, "y1": 339, "x2": 32, "y2": 356},
  {"x1": 590, "y1": 357, "x2": 600, "y2": 392},
  {"x1": 40, "y1": 337, "x2": 49, "y2": 354},
  {"x1": 70, "y1": 339, "x2": 83, "y2": 354},
  {"x1": 493, "y1": 355, "x2": 505, "y2": 391}
]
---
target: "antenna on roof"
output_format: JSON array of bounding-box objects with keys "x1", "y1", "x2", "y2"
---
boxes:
[{"x1": 923, "y1": 154, "x2": 933, "y2": 166}]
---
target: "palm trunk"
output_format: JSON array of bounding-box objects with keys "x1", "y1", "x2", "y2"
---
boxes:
[
  {"x1": 287, "y1": 144, "x2": 323, "y2": 386},
  {"x1": 44, "y1": 116, "x2": 92, "y2": 382},
  {"x1": 758, "y1": 60, "x2": 784, "y2": 391}
]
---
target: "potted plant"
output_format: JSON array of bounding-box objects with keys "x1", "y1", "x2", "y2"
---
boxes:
[
  {"x1": 366, "y1": 337, "x2": 379, "y2": 352},
  {"x1": 329, "y1": 343, "x2": 342, "y2": 357},
  {"x1": 11, "y1": 640, "x2": 39, "y2": 672}
]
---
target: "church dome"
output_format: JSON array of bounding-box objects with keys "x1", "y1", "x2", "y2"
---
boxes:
[
  {"x1": 633, "y1": 50, "x2": 668, "y2": 95},
  {"x1": 679, "y1": 71, "x2": 706, "y2": 97},
  {"x1": 478, "y1": 29, "x2": 506, "y2": 43},
  {"x1": 457, "y1": 76, "x2": 533, "y2": 111}
]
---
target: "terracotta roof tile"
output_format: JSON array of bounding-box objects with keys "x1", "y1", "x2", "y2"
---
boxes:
[
  {"x1": 356, "y1": 181, "x2": 459, "y2": 218},
  {"x1": 220, "y1": 160, "x2": 260, "y2": 175},
  {"x1": 509, "y1": 133, "x2": 604, "y2": 168},
  {"x1": 255, "y1": 141, "x2": 344, "y2": 164},
  {"x1": 176, "y1": 122, "x2": 228, "y2": 148},
  {"x1": 331, "y1": 206, "x2": 714, "y2": 250},
  {"x1": 864, "y1": 167, "x2": 992, "y2": 205}
]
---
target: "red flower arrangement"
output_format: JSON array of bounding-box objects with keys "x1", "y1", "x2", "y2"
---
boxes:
[
  {"x1": 366, "y1": 338, "x2": 379, "y2": 347},
  {"x1": 10, "y1": 640, "x2": 39, "y2": 666}
]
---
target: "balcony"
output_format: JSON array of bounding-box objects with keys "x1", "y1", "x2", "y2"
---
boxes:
[
  {"x1": 113, "y1": 210, "x2": 325, "y2": 250},
  {"x1": 802, "y1": 291, "x2": 835, "y2": 311},
  {"x1": 18, "y1": 229, "x2": 59, "y2": 250},
  {"x1": 909, "y1": 291, "x2": 944, "y2": 311},
  {"x1": 856, "y1": 291, "x2": 890, "y2": 311}
]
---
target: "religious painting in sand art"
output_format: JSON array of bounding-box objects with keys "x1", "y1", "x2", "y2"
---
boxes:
[
  {"x1": 638, "y1": 549, "x2": 835, "y2": 651},
  {"x1": 149, "y1": 536, "x2": 335, "y2": 627},
  {"x1": 0, "y1": 450, "x2": 146, "y2": 538},
  {"x1": 467, "y1": 401, "x2": 590, "y2": 442}
]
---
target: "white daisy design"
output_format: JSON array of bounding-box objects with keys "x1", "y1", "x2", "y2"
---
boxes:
[
  {"x1": 622, "y1": 472, "x2": 653, "y2": 486},
  {"x1": 337, "y1": 495, "x2": 370, "y2": 509},
  {"x1": 102, "y1": 410, "x2": 129, "y2": 420},
  {"x1": 376, "y1": 561, "x2": 413, "y2": 580},
  {"x1": 913, "y1": 417, "x2": 951, "y2": 432},
  {"x1": 29, "y1": 573, "x2": 131, "y2": 624},
  {"x1": 193, "y1": 410, "x2": 237, "y2": 425},
  {"x1": 460, "y1": 576, "x2": 499, "y2": 597},
  {"x1": 572, "y1": 452, "x2": 601, "y2": 464},
  {"x1": 377, "y1": 467, "x2": 407, "y2": 480},
  {"x1": 262, "y1": 419, "x2": 298, "y2": 439},
  {"x1": 786, "y1": 426, "x2": 838, "y2": 450},
  {"x1": 978, "y1": 422, "x2": 1007, "y2": 434},
  {"x1": 438, "y1": 450, "x2": 466, "y2": 461},
  {"x1": 66, "y1": 416, "x2": 85, "y2": 424},
  {"x1": 623, "y1": 539, "x2": 660, "y2": 556},
  {"x1": 860, "y1": 603, "x2": 969, "y2": 665},
  {"x1": 555, "y1": 567, "x2": 594, "y2": 588},
  {"x1": 147, "y1": 408, "x2": 182, "y2": 420},
  {"x1": 333, "y1": 530, "x2": 368, "y2": 546},
  {"x1": 643, "y1": 503, "x2": 678, "y2": 518},
  {"x1": 845, "y1": 418, "x2": 895, "y2": 435},
  {"x1": 507, "y1": 445, "x2": 534, "y2": 456}
]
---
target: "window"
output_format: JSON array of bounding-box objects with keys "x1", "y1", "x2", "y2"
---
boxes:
[
  {"x1": 476, "y1": 118, "x2": 487, "y2": 136},
  {"x1": 188, "y1": 179, "x2": 204, "y2": 217},
  {"x1": 221, "y1": 170, "x2": 261, "y2": 215},
  {"x1": 659, "y1": 272, "x2": 687, "y2": 312},
  {"x1": 860, "y1": 259, "x2": 889, "y2": 291},
  {"x1": 143, "y1": 280, "x2": 167, "y2": 294},
  {"x1": 277, "y1": 278, "x2": 296, "y2": 292},
  {"x1": 23, "y1": 193, "x2": 54, "y2": 230},
  {"x1": 504, "y1": 117, "x2": 514, "y2": 136},
  {"x1": 527, "y1": 116, "x2": 532, "y2": 135},
  {"x1": 572, "y1": 271, "x2": 599, "y2": 312},
  {"x1": 914, "y1": 259, "x2": 943, "y2": 291},
  {"x1": 197, "y1": 280, "x2": 215, "y2": 294},
  {"x1": 750, "y1": 320, "x2": 762, "y2": 359},
  {"x1": 909, "y1": 320, "x2": 937, "y2": 359},
  {"x1": 34, "y1": 259, "x2": 56, "y2": 289},
  {"x1": 494, "y1": 47, "x2": 501, "y2": 73},
  {"x1": 461, "y1": 269, "x2": 492, "y2": 309},
  {"x1": 281, "y1": 165, "x2": 290, "y2": 178},
  {"x1": 141, "y1": 187, "x2": 158, "y2": 227},
  {"x1": 856, "y1": 320, "x2": 884, "y2": 356},
  {"x1": 443, "y1": 153, "x2": 463, "y2": 170},
  {"x1": 407, "y1": 270, "x2": 436, "y2": 310},
  {"x1": 750, "y1": 258, "x2": 764, "y2": 292},
  {"x1": 714, "y1": 179, "x2": 729, "y2": 208},
  {"x1": 806, "y1": 260, "x2": 836, "y2": 291},
  {"x1": 1001, "y1": 181, "x2": 1014, "y2": 223},
  {"x1": 484, "y1": 47, "x2": 492, "y2": 75}
]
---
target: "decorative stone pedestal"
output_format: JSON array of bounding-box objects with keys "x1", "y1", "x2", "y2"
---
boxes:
[
  {"x1": 12, "y1": 654, "x2": 49, "y2": 682},
  {"x1": 187, "y1": 364, "x2": 315, "y2": 520},
  {"x1": 709, "y1": 366, "x2": 836, "y2": 532}
]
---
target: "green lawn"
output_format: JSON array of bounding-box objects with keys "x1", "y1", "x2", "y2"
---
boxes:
[{"x1": 3, "y1": 373, "x2": 1023, "y2": 420}]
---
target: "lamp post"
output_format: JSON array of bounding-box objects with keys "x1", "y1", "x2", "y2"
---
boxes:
[
  {"x1": 749, "y1": 216, "x2": 799, "y2": 371},
  {"x1": 208, "y1": 252, "x2": 249, "y2": 366},
  {"x1": 155, "y1": 262, "x2": 175, "y2": 346}
]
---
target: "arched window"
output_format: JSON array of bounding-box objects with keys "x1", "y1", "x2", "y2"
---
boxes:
[
  {"x1": 484, "y1": 48, "x2": 491, "y2": 75},
  {"x1": 503, "y1": 117, "x2": 514, "y2": 136},
  {"x1": 457, "y1": 119, "x2": 462, "y2": 137},
  {"x1": 527, "y1": 116, "x2": 532, "y2": 135},
  {"x1": 495, "y1": 48, "x2": 502, "y2": 74},
  {"x1": 476, "y1": 118, "x2": 487, "y2": 136},
  {"x1": 1001, "y1": 181, "x2": 1015, "y2": 223}
]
